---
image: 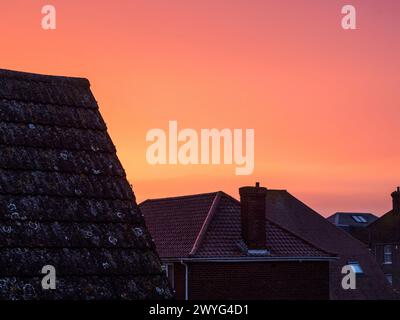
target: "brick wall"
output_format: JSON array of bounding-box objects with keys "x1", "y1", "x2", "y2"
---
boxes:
[
  {"x1": 374, "y1": 244, "x2": 400, "y2": 292},
  {"x1": 172, "y1": 261, "x2": 329, "y2": 300}
]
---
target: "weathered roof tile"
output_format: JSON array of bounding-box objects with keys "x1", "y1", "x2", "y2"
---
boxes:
[{"x1": 0, "y1": 69, "x2": 171, "y2": 300}]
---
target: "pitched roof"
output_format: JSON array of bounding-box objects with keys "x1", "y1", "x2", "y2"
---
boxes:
[
  {"x1": 141, "y1": 189, "x2": 394, "y2": 299},
  {"x1": 140, "y1": 192, "x2": 333, "y2": 259},
  {"x1": 327, "y1": 212, "x2": 378, "y2": 228},
  {"x1": 263, "y1": 190, "x2": 393, "y2": 300},
  {"x1": 0, "y1": 69, "x2": 171, "y2": 300},
  {"x1": 356, "y1": 189, "x2": 400, "y2": 244},
  {"x1": 361, "y1": 209, "x2": 400, "y2": 244}
]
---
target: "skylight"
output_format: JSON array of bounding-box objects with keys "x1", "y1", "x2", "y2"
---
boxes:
[
  {"x1": 352, "y1": 215, "x2": 367, "y2": 223},
  {"x1": 348, "y1": 261, "x2": 364, "y2": 274}
]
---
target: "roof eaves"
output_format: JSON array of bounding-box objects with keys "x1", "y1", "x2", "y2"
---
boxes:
[
  {"x1": 139, "y1": 191, "x2": 219, "y2": 206},
  {"x1": 175, "y1": 256, "x2": 338, "y2": 263}
]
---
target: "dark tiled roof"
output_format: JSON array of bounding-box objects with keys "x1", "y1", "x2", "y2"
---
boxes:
[
  {"x1": 140, "y1": 190, "x2": 394, "y2": 300},
  {"x1": 263, "y1": 190, "x2": 393, "y2": 300},
  {"x1": 0, "y1": 69, "x2": 172, "y2": 300},
  {"x1": 361, "y1": 210, "x2": 400, "y2": 243},
  {"x1": 327, "y1": 212, "x2": 378, "y2": 228},
  {"x1": 140, "y1": 192, "x2": 333, "y2": 259}
]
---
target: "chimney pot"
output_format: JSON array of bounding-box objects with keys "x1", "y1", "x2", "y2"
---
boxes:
[{"x1": 391, "y1": 187, "x2": 400, "y2": 215}]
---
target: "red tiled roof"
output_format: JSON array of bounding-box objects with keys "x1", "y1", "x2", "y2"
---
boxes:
[
  {"x1": 140, "y1": 192, "x2": 218, "y2": 258},
  {"x1": 140, "y1": 192, "x2": 332, "y2": 259}
]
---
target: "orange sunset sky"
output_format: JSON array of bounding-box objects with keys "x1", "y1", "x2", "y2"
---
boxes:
[{"x1": 1, "y1": 0, "x2": 399, "y2": 216}]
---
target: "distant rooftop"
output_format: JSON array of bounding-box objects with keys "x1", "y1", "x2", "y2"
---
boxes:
[{"x1": 327, "y1": 212, "x2": 378, "y2": 228}]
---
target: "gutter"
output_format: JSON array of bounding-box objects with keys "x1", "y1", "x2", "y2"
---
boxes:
[
  {"x1": 167, "y1": 256, "x2": 337, "y2": 263},
  {"x1": 180, "y1": 260, "x2": 189, "y2": 300}
]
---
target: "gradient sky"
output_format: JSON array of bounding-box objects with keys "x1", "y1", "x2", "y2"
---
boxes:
[{"x1": 1, "y1": 0, "x2": 399, "y2": 216}]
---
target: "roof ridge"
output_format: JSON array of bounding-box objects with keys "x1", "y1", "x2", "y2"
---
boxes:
[
  {"x1": 0, "y1": 68, "x2": 90, "y2": 88},
  {"x1": 189, "y1": 191, "x2": 223, "y2": 257},
  {"x1": 140, "y1": 189, "x2": 289, "y2": 206},
  {"x1": 218, "y1": 190, "x2": 240, "y2": 204},
  {"x1": 334, "y1": 212, "x2": 376, "y2": 215},
  {"x1": 140, "y1": 191, "x2": 220, "y2": 205}
]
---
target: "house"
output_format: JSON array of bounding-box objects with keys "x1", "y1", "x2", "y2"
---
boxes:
[
  {"x1": 0, "y1": 69, "x2": 171, "y2": 300},
  {"x1": 351, "y1": 188, "x2": 400, "y2": 293},
  {"x1": 327, "y1": 212, "x2": 378, "y2": 234},
  {"x1": 141, "y1": 183, "x2": 393, "y2": 300},
  {"x1": 141, "y1": 184, "x2": 335, "y2": 300}
]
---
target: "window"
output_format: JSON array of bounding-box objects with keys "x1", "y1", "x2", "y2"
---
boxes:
[
  {"x1": 348, "y1": 261, "x2": 364, "y2": 274},
  {"x1": 384, "y1": 245, "x2": 393, "y2": 264},
  {"x1": 386, "y1": 274, "x2": 393, "y2": 286},
  {"x1": 359, "y1": 216, "x2": 367, "y2": 223},
  {"x1": 352, "y1": 215, "x2": 367, "y2": 223}
]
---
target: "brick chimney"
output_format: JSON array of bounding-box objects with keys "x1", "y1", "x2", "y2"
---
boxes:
[
  {"x1": 392, "y1": 187, "x2": 400, "y2": 214},
  {"x1": 239, "y1": 182, "x2": 267, "y2": 249}
]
